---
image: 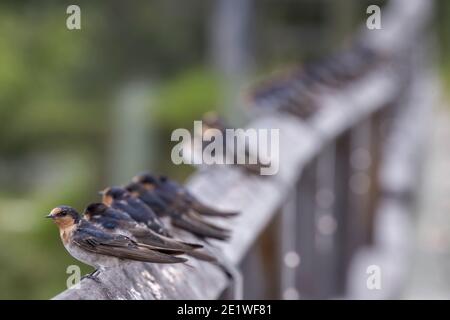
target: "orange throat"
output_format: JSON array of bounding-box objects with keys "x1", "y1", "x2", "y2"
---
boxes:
[
  {"x1": 143, "y1": 183, "x2": 155, "y2": 191},
  {"x1": 56, "y1": 218, "x2": 77, "y2": 245},
  {"x1": 102, "y1": 195, "x2": 113, "y2": 206}
]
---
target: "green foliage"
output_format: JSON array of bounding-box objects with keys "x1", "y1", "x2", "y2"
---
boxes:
[
  {"x1": 436, "y1": 0, "x2": 450, "y2": 98},
  {"x1": 155, "y1": 69, "x2": 221, "y2": 127},
  {"x1": 0, "y1": 1, "x2": 215, "y2": 299}
]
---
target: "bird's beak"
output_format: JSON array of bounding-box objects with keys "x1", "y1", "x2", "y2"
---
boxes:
[
  {"x1": 45, "y1": 213, "x2": 54, "y2": 219},
  {"x1": 98, "y1": 191, "x2": 104, "y2": 195}
]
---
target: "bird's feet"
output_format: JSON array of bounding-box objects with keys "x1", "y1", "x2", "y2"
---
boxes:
[{"x1": 81, "y1": 270, "x2": 101, "y2": 283}]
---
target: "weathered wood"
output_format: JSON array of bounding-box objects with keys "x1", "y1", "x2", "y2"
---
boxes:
[
  {"x1": 346, "y1": 41, "x2": 438, "y2": 299},
  {"x1": 54, "y1": 0, "x2": 433, "y2": 300}
]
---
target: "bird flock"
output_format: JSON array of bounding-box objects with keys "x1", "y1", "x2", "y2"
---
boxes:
[
  {"x1": 197, "y1": 112, "x2": 271, "y2": 175},
  {"x1": 247, "y1": 42, "x2": 384, "y2": 119},
  {"x1": 46, "y1": 172, "x2": 239, "y2": 282},
  {"x1": 46, "y1": 41, "x2": 385, "y2": 284}
]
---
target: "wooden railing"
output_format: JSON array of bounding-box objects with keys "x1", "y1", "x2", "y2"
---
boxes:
[{"x1": 54, "y1": 0, "x2": 436, "y2": 300}]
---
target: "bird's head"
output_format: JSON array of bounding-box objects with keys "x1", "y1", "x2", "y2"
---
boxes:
[
  {"x1": 133, "y1": 172, "x2": 158, "y2": 191},
  {"x1": 125, "y1": 182, "x2": 146, "y2": 197},
  {"x1": 202, "y1": 111, "x2": 226, "y2": 131},
  {"x1": 99, "y1": 186, "x2": 127, "y2": 205},
  {"x1": 83, "y1": 202, "x2": 108, "y2": 220},
  {"x1": 46, "y1": 206, "x2": 80, "y2": 228}
]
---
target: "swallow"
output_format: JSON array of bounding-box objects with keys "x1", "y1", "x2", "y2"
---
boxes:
[
  {"x1": 329, "y1": 43, "x2": 380, "y2": 82},
  {"x1": 83, "y1": 202, "x2": 203, "y2": 254},
  {"x1": 302, "y1": 59, "x2": 343, "y2": 89},
  {"x1": 247, "y1": 42, "x2": 381, "y2": 120},
  {"x1": 98, "y1": 187, "x2": 222, "y2": 258},
  {"x1": 200, "y1": 112, "x2": 271, "y2": 175},
  {"x1": 126, "y1": 181, "x2": 231, "y2": 242},
  {"x1": 89, "y1": 200, "x2": 219, "y2": 262},
  {"x1": 124, "y1": 182, "x2": 169, "y2": 217},
  {"x1": 133, "y1": 173, "x2": 239, "y2": 218},
  {"x1": 46, "y1": 206, "x2": 187, "y2": 281},
  {"x1": 170, "y1": 211, "x2": 231, "y2": 241},
  {"x1": 100, "y1": 186, "x2": 170, "y2": 237},
  {"x1": 247, "y1": 68, "x2": 320, "y2": 120},
  {"x1": 201, "y1": 111, "x2": 227, "y2": 133}
]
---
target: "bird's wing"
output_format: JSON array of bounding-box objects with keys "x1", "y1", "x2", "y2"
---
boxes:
[
  {"x1": 186, "y1": 211, "x2": 232, "y2": 233},
  {"x1": 191, "y1": 202, "x2": 239, "y2": 218},
  {"x1": 127, "y1": 199, "x2": 168, "y2": 233},
  {"x1": 139, "y1": 192, "x2": 168, "y2": 214},
  {"x1": 186, "y1": 250, "x2": 217, "y2": 263},
  {"x1": 90, "y1": 216, "x2": 119, "y2": 230},
  {"x1": 101, "y1": 221, "x2": 184, "y2": 254},
  {"x1": 172, "y1": 215, "x2": 230, "y2": 241},
  {"x1": 73, "y1": 227, "x2": 187, "y2": 264},
  {"x1": 128, "y1": 224, "x2": 203, "y2": 251},
  {"x1": 107, "y1": 207, "x2": 134, "y2": 221},
  {"x1": 187, "y1": 197, "x2": 239, "y2": 218}
]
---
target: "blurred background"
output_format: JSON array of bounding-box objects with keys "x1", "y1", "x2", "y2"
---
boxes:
[{"x1": 0, "y1": 0, "x2": 449, "y2": 299}]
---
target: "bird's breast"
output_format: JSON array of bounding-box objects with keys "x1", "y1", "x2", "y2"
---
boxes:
[{"x1": 59, "y1": 224, "x2": 77, "y2": 245}]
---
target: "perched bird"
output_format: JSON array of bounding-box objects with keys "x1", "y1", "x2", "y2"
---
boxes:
[
  {"x1": 83, "y1": 202, "x2": 202, "y2": 254},
  {"x1": 247, "y1": 67, "x2": 320, "y2": 120},
  {"x1": 327, "y1": 43, "x2": 380, "y2": 82},
  {"x1": 133, "y1": 173, "x2": 238, "y2": 218},
  {"x1": 100, "y1": 186, "x2": 169, "y2": 236},
  {"x1": 201, "y1": 111, "x2": 228, "y2": 134},
  {"x1": 124, "y1": 182, "x2": 169, "y2": 217},
  {"x1": 126, "y1": 181, "x2": 231, "y2": 241},
  {"x1": 85, "y1": 202, "x2": 217, "y2": 262},
  {"x1": 200, "y1": 112, "x2": 271, "y2": 175},
  {"x1": 46, "y1": 206, "x2": 187, "y2": 281},
  {"x1": 247, "y1": 41, "x2": 381, "y2": 120}
]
